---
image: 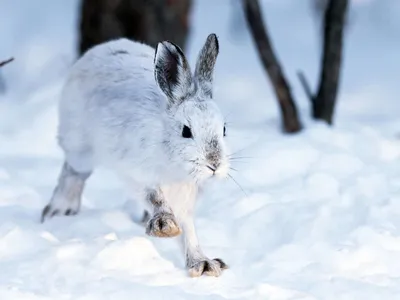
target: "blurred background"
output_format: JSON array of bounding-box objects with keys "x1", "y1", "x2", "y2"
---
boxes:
[{"x1": 0, "y1": 0, "x2": 400, "y2": 148}]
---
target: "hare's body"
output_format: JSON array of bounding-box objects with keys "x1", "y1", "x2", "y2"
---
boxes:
[
  {"x1": 59, "y1": 39, "x2": 177, "y2": 186},
  {"x1": 42, "y1": 35, "x2": 230, "y2": 277}
]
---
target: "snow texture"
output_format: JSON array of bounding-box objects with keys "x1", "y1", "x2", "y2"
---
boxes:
[{"x1": 1, "y1": 0, "x2": 400, "y2": 299}]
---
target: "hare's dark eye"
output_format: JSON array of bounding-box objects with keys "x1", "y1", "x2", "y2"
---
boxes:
[
  {"x1": 223, "y1": 126, "x2": 226, "y2": 137},
  {"x1": 182, "y1": 125, "x2": 193, "y2": 138}
]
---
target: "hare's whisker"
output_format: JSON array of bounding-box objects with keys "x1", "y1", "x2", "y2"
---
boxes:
[{"x1": 227, "y1": 173, "x2": 248, "y2": 197}]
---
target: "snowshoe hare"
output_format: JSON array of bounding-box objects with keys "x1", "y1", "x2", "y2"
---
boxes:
[{"x1": 41, "y1": 33, "x2": 230, "y2": 277}]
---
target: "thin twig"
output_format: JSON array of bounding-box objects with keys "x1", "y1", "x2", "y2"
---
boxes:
[
  {"x1": 297, "y1": 70, "x2": 315, "y2": 104},
  {"x1": 0, "y1": 57, "x2": 14, "y2": 68}
]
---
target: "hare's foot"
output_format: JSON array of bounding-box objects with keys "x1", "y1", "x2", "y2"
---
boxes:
[
  {"x1": 146, "y1": 212, "x2": 182, "y2": 238},
  {"x1": 41, "y1": 201, "x2": 79, "y2": 222},
  {"x1": 41, "y1": 161, "x2": 91, "y2": 223},
  {"x1": 187, "y1": 257, "x2": 228, "y2": 277}
]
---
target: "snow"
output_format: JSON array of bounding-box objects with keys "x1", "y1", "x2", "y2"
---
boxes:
[{"x1": 1, "y1": 0, "x2": 400, "y2": 299}]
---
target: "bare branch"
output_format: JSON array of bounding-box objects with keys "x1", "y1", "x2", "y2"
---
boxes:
[
  {"x1": 242, "y1": 0, "x2": 301, "y2": 133},
  {"x1": 297, "y1": 70, "x2": 315, "y2": 104},
  {"x1": 0, "y1": 57, "x2": 14, "y2": 68}
]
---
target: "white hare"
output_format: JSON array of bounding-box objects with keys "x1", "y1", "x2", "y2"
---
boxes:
[{"x1": 41, "y1": 33, "x2": 230, "y2": 277}]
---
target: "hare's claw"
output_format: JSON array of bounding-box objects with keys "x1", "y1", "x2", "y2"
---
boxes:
[
  {"x1": 41, "y1": 203, "x2": 78, "y2": 223},
  {"x1": 188, "y1": 258, "x2": 228, "y2": 277}
]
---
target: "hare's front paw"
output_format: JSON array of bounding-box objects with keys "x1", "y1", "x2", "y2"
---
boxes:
[
  {"x1": 146, "y1": 212, "x2": 182, "y2": 238},
  {"x1": 188, "y1": 258, "x2": 228, "y2": 277}
]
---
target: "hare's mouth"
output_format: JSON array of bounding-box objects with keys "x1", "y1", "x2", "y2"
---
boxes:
[
  {"x1": 187, "y1": 159, "x2": 228, "y2": 182},
  {"x1": 204, "y1": 162, "x2": 228, "y2": 179},
  {"x1": 206, "y1": 165, "x2": 216, "y2": 173}
]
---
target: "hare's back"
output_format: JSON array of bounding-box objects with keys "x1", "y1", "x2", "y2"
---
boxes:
[
  {"x1": 62, "y1": 38, "x2": 163, "y2": 117},
  {"x1": 73, "y1": 38, "x2": 156, "y2": 86},
  {"x1": 58, "y1": 39, "x2": 163, "y2": 151}
]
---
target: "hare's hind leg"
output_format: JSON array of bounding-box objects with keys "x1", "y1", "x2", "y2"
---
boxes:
[{"x1": 41, "y1": 151, "x2": 93, "y2": 223}]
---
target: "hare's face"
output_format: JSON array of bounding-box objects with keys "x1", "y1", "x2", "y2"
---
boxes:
[
  {"x1": 154, "y1": 33, "x2": 228, "y2": 182},
  {"x1": 166, "y1": 98, "x2": 230, "y2": 182}
]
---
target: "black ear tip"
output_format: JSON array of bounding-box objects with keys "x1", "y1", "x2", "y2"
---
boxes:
[
  {"x1": 208, "y1": 33, "x2": 218, "y2": 42},
  {"x1": 154, "y1": 42, "x2": 162, "y2": 60},
  {"x1": 161, "y1": 40, "x2": 185, "y2": 57},
  {"x1": 208, "y1": 33, "x2": 219, "y2": 52}
]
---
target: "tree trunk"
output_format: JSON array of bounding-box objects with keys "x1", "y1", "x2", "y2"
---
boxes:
[
  {"x1": 78, "y1": 0, "x2": 192, "y2": 56},
  {"x1": 242, "y1": 0, "x2": 301, "y2": 133},
  {"x1": 313, "y1": 0, "x2": 348, "y2": 124}
]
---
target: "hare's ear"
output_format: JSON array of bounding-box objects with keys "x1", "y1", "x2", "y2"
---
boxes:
[
  {"x1": 154, "y1": 41, "x2": 194, "y2": 106},
  {"x1": 194, "y1": 33, "x2": 219, "y2": 98}
]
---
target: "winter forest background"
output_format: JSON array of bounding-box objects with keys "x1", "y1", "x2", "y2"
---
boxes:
[{"x1": 1, "y1": 0, "x2": 400, "y2": 299}]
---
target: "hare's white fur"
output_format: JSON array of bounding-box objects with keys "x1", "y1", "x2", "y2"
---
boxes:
[{"x1": 42, "y1": 34, "x2": 229, "y2": 277}]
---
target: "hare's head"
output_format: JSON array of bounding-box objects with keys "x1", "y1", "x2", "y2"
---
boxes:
[{"x1": 154, "y1": 33, "x2": 230, "y2": 182}]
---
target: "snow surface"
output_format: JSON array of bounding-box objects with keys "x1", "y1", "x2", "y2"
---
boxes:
[{"x1": 1, "y1": 0, "x2": 400, "y2": 299}]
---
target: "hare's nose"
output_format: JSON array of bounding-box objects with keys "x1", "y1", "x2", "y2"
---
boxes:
[{"x1": 212, "y1": 162, "x2": 220, "y2": 170}]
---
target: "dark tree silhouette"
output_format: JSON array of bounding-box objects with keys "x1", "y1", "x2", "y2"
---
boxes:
[
  {"x1": 243, "y1": 0, "x2": 348, "y2": 130},
  {"x1": 299, "y1": 0, "x2": 349, "y2": 124},
  {"x1": 78, "y1": 0, "x2": 192, "y2": 56},
  {"x1": 242, "y1": 0, "x2": 302, "y2": 133}
]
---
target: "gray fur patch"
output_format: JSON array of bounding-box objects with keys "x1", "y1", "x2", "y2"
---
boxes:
[
  {"x1": 195, "y1": 99, "x2": 207, "y2": 111},
  {"x1": 146, "y1": 188, "x2": 164, "y2": 208},
  {"x1": 111, "y1": 49, "x2": 129, "y2": 55},
  {"x1": 206, "y1": 137, "x2": 221, "y2": 169}
]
